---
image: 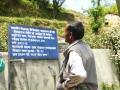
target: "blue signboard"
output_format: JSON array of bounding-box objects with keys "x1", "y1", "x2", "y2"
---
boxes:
[{"x1": 8, "y1": 25, "x2": 59, "y2": 60}]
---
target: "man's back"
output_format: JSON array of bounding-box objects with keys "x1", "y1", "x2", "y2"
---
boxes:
[{"x1": 68, "y1": 41, "x2": 98, "y2": 90}]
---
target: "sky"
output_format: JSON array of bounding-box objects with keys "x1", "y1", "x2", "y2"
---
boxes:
[
  {"x1": 63, "y1": 0, "x2": 116, "y2": 13},
  {"x1": 63, "y1": 0, "x2": 92, "y2": 13}
]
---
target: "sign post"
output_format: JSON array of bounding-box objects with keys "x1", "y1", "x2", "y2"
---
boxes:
[
  {"x1": 8, "y1": 25, "x2": 59, "y2": 60},
  {"x1": 8, "y1": 25, "x2": 59, "y2": 90}
]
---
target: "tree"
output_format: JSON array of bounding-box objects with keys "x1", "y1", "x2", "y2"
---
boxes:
[
  {"x1": 116, "y1": 0, "x2": 120, "y2": 16},
  {"x1": 91, "y1": 0, "x2": 101, "y2": 7},
  {"x1": 97, "y1": 0, "x2": 101, "y2": 6},
  {"x1": 89, "y1": 0, "x2": 104, "y2": 34},
  {"x1": 51, "y1": 0, "x2": 65, "y2": 18},
  {"x1": 37, "y1": 0, "x2": 49, "y2": 9},
  {"x1": 88, "y1": 6, "x2": 104, "y2": 34}
]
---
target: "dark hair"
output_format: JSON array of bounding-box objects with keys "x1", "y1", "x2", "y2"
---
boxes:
[{"x1": 67, "y1": 22, "x2": 84, "y2": 40}]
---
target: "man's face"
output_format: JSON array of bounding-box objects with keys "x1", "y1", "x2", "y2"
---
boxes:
[{"x1": 64, "y1": 26, "x2": 71, "y2": 43}]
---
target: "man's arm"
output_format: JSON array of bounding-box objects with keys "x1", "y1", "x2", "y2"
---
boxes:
[{"x1": 63, "y1": 51, "x2": 87, "y2": 89}]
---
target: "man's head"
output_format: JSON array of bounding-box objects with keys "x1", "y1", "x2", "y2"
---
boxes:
[{"x1": 64, "y1": 21, "x2": 84, "y2": 44}]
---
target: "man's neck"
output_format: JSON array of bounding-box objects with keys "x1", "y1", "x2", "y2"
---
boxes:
[{"x1": 69, "y1": 38, "x2": 76, "y2": 44}]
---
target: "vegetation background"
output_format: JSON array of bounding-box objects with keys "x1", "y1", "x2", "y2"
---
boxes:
[{"x1": 0, "y1": 0, "x2": 120, "y2": 89}]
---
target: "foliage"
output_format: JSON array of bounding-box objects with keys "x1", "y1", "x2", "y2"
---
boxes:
[
  {"x1": 85, "y1": 25, "x2": 120, "y2": 81},
  {"x1": 103, "y1": 27, "x2": 120, "y2": 52},
  {"x1": 100, "y1": 83, "x2": 120, "y2": 90},
  {"x1": 104, "y1": 27, "x2": 120, "y2": 81},
  {"x1": 110, "y1": 54, "x2": 120, "y2": 81},
  {"x1": 0, "y1": 0, "x2": 40, "y2": 17},
  {"x1": 88, "y1": 6, "x2": 104, "y2": 34},
  {"x1": 51, "y1": 0, "x2": 65, "y2": 18},
  {"x1": 33, "y1": 0, "x2": 50, "y2": 9},
  {"x1": 91, "y1": 0, "x2": 101, "y2": 7},
  {"x1": 116, "y1": 0, "x2": 120, "y2": 16},
  {"x1": 103, "y1": 4, "x2": 118, "y2": 15},
  {"x1": 0, "y1": 23, "x2": 8, "y2": 51},
  {"x1": 0, "y1": 0, "x2": 72, "y2": 20}
]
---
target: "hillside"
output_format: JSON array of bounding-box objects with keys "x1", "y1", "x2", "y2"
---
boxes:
[
  {"x1": 0, "y1": 0, "x2": 91, "y2": 51},
  {"x1": 0, "y1": 14, "x2": 90, "y2": 51},
  {"x1": 0, "y1": 0, "x2": 90, "y2": 21}
]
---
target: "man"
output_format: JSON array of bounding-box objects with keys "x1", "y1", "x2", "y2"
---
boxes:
[{"x1": 57, "y1": 22, "x2": 98, "y2": 90}]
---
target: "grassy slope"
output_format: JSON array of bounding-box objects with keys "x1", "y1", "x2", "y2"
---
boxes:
[{"x1": 0, "y1": 0, "x2": 90, "y2": 51}]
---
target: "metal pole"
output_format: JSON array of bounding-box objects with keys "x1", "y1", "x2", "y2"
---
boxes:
[
  {"x1": 8, "y1": 59, "x2": 25, "y2": 90},
  {"x1": 48, "y1": 66, "x2": 56, "y2": 90}
]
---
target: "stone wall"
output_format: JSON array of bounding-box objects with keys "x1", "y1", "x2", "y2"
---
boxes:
[{"x1": 0, "y1": 49, "x2": 119, "y2": 90}]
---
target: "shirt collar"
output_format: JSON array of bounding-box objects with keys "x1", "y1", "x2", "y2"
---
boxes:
[
  {"x1": 64, "y1": 40, "x2": 81, "y2": 56},
  {"x1": 67, "y1": 40, "x2": 80, "y2": 50}
]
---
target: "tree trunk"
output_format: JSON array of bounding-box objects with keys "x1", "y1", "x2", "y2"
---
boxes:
[
  {"x1": 97, "y1": 0, "x2": 101, "y2": 6},
  {"x1": 116, "y1": 0, "x2": 120, "y2": 16}
]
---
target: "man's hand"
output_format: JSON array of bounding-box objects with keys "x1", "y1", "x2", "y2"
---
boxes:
[{"x1": 63, "y1": 74, "x2": 81, "y2": 88}]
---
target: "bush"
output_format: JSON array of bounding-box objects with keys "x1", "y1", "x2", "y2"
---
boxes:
[
  {"x1": 105, "y1": 26, "x2": 120, "y2": 81},
  {"x1": 85, "y1": 25, "x2": 120, "y2": 81}
]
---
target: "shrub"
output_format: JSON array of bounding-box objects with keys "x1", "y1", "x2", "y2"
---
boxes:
[{"x1": 105, "y1": 26, "x2": 120, "y2": 81}]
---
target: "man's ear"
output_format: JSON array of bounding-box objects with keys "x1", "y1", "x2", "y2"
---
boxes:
[{"x1": 69, "y1": 32, "x2": 73, "y2": 39}]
